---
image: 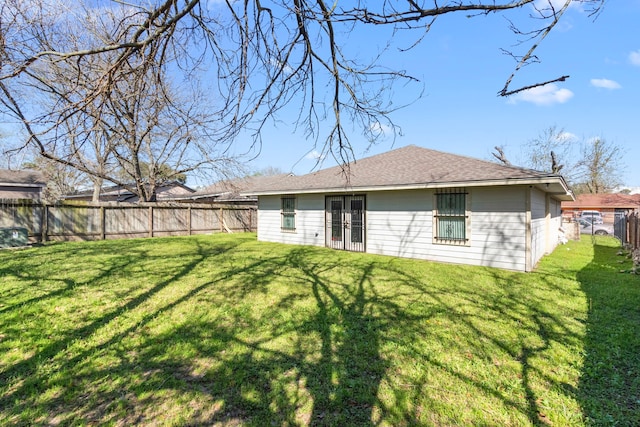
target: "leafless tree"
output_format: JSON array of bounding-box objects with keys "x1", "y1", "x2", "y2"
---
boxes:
[
  {"x1": 492, "y1": 146, "x2": 512, "y2": 166},
  {"x1": 0, "y1": 0, "x2": 605, "y2": 181},
  {"x1": 0, "y1": 0, "x2": 241, "y2": 201},
  {"x1": 574, "y1": 138, "x2": 623, "y2": 194},
  {"x1": 520, "y1": 125, "x2": 575, "y2": 176},
  {"x1": 22, "y1": 154, "x2": 90, "y2": 202},
  {"x1": 519, "y1": 127, "x2": 624, "y2": 194}
]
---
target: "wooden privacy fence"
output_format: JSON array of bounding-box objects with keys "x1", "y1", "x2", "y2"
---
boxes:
[
  {"x1": 0, "y1": 199, "x2": 256, "y2": 242},
  {"x1": 628, "y1": 212, "x2": 640, "y2": 251}
]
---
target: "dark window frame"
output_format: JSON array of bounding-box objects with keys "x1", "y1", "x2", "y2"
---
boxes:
[
  {"x1": 434, "y1": 189, "x2": 469, "y2": 245},
  {"x1": 281, "y1": 196, "x2": 296, "y2": 232}
]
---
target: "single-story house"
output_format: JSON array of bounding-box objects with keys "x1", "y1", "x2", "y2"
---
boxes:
[
  {"x1": 175, "y1": 175, "x2": 288, "y2": 206},
  {"x1": 0, "y1": 169, "x2": 47, "y2": 200},
  {"x1": 561, "y1": 193, "x2": 640, "y2": 223},
  {"x1": 64, "y1": 181, "x2": 195, "y2": 202},
  {"x1": 243, "y1": 145, "x2": 574, "y2": 272}
]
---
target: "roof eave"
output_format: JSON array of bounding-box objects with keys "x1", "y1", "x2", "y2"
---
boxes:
[
  {"x1": 0, "y1": 182, "x2": 47, "y2": 188},
  {"x1": 244, "y1": 176, "x2": 575, "y2": 200}
]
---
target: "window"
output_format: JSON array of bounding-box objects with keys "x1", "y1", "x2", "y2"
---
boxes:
[
  {"x1": 435, "y1": 189, "x2": 468, "y2": 244},
  {"x1": 350, "y1": 198, "x2": 364, "y2": 243},
  {"x1": 330, "y1": 200, "x2": 342, "y2": 241},
  {"x1": 281, "y1": 196, "x2": 296, "y2": 231}
]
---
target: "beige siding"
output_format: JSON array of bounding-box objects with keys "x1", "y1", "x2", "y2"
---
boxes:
[
  {"x1": 367, "y1": 187, "x2": 528, "y2": 271},
  {"x1": 545, "y1": 197, "x2": 563, "y2": 254},
  {"x1": 470, "y1": 187, "x2": 528, "y2": 271},
  {"x1": 257, "y1": 194, "x2": 325, "y2": 247},
  {"x1": 530, "y1": 188, "x2": 547, "y2": 268},
  {"x1": 0, "y1": 187, "x2": 42, "y2": 199},
  {"x1": 257, "y1": 186, "x2": 557, "y2": 272},
  {"x1": 529, "y1": 190, "x2": 565, "y2": 268},
  {"x1": 366, "y1": 189, "x2": 432, "y2": 258}
]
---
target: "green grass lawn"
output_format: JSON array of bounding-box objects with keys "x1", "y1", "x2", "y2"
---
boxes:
[{"x1": 0, "y1": 233, "x2": 638, "y2": 426}]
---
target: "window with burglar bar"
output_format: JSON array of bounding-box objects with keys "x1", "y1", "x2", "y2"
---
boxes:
[
  {"x1": 435, "y1": 190, "x2": 468, "y2": 244},
  {"x1": 281, "y1": 196, "x2": 296, "y2": 231}
]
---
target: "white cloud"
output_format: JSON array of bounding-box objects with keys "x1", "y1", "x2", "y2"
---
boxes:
[
  {"x1": 305, "y1": 150, "x2": 325, "y2": 161},
  {"x1": 507, "y1": 84, "x2": 574, "y2": 106},
  {"x1": 629, "y1": 50, "x2": 640, "y2": 66},
  {"x1": 590, "y1": 78, "x2": 621, "y2": 89},
  {"x1": 534, "y1": 0, "x2": 580, "y2": 12},
  {"x1": 555, "y1": 131, "x2": 578, "y2": 143}
]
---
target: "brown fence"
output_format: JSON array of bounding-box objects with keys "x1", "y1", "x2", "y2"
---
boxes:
[
  {"x1": 628, "y1": 212, "x2": 640, "y2": 251},
  {"x1": 0, "y1": 199, "x2": 256, "y2": 242}
]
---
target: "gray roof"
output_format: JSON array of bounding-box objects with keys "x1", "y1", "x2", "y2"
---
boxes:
[
  {"x1": 0, "y1": 169, "x2": 46, "y2": 186},
  {"x1": 244, "y1": 145, "x2": 573, "y2": 200},
  {"x1": 64, "y1": 181, "x2": 195, "y2": 200},
  {"x1": 191, "y1": 175, "x2": 288, "y2": 197}
]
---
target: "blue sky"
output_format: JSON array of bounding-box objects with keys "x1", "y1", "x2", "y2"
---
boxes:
[{"x1": 238, "y1": 1, "x2": 640, "y2": 187}]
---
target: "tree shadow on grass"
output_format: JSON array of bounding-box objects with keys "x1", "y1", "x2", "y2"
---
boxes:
[
  {"x1": 142, "y1": 246, "x2": 394, "y2": 426},
  {"x1": 375, "y1": 261, "x2": 586, "y2": 426},
  {"x1": 3, "y1": 237, "x2": 390, "y2": 425},
  {"x1": 123, "y1": 244, "x2": 582, "y2": 426},
  {"x1": 576, "y1": 239, "x2": 640, "y2": 425},
  {"x1": 1, "y1": 235, "x2": 601, "y2": 426},
  {"x1": 0, "y1": 237, "x2": 243, "y2": 423}
]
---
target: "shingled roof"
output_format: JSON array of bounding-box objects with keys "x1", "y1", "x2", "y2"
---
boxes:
[
  {"x1": 0, "y1": 169, "x2": 46, "y2": 186},
  {"x1": 244, "y1": 145, "x2": 573, "y2": 200},
  {"x1": 562, "y1": 193, "x2": 640, "y2": 210},
  {"x1": 188, "y1": 174, "x2": 289, "y2": 200}
]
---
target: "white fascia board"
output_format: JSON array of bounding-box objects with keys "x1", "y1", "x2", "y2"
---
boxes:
[{"x1": 244, "y1": 176, "x2": 573, "y2": 197}]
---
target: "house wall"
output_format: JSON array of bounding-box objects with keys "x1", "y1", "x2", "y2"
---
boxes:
[
  {"x1": 549, "y1": 197, "x2": 563, "y2": 249},
  {"x1": 257, "y1": 186, "x2": 539, "y2": 271},
  {"x1": 366, "y1": 187, "x2": 528, "y2": 271},
  {"x1": 470, "y1": 186, "x2": 529, "y2": 271},
  {"x1": 530, "y1": 189, "x2": 565, "y2": 268},
  {"x1": 530, "y1": 188, "x2": 547, "y2": 268},
  {"x1": 257, "y1": 194, "x2": 325, "y2": 247},
  {"x1": 0, "y1": 186, "x2": 42, "y2": 200}
]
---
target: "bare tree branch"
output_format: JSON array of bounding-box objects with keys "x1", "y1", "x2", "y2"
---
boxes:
[
  {"x1": 0, "y1": 0, "x2": 606, "y2": 175},
  {"x1": 492, "y1": 146, "x2": 511, "y2": 166}
]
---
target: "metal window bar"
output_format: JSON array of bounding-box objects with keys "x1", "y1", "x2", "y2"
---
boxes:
[
  {"x1": 435, "y1": 190, "x2": 468, "y2": 241},
  {"x1": 281, "y1": 197, "x2": 296, "y2": 230}
]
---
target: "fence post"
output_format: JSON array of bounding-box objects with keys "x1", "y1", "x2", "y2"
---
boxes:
[
  {"x1": 3, "y1": 201, "x2": 254, "y2": 242},
  {"x1": 41, "y1": 204, "x2": 49, "y2": 242},
  {"x1": 100, "y1": 206, "x2": 106, "y2": 240},
  {"x1": 188, "y1": 206, "x2": 192, "y2": 235},
  {"x1": 148, "y1": 206, "x2": 153, "y2": 238}
]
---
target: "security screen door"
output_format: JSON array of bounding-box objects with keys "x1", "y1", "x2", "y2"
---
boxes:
[{"x1": 325, "y1": 195, "x2": 365, "y2": 252}]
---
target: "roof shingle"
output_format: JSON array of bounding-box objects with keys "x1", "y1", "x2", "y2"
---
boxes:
[
  {"x1": 0, "y1": 169, "x2": 46, "y2": 186},
  {"x1": 246, "y1": 145, "x2": 567, "y2": 195}
]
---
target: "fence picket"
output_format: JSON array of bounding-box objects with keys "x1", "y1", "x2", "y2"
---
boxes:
[
  {"x1": 629, "y1": 212, "x2": 640, "y2": 251},
  {"x1": 0, "y1": 199, "x2": 256, "y2": 242}
]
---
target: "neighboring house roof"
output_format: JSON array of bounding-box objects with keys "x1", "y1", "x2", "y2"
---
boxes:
[
  {"x1": 562, "y1": 193, "x2": 640, "y2": 210},
  {"x1": 183, "y1": 175, "x2": 290, "y2": 203},
  {"x1": 65, "y1": 181, "x2": 195, "y2": 202},
  {"x1": 0, "y1": 169, "x2": 47, "y2": 188},
  {"x1": 243, "y1": 145, "x2": 574, "y2": 200}
]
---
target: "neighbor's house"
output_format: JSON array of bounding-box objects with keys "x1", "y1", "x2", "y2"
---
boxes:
[
  {"x1": 244, "y1": 145, "x2": 574, "y2": 272},
  {"x1": 0, "y1": 169, "x2": 47, "y2": 200},
  {"x1": 64, "y1": 181, "x2": 195, "y2": 202},
  {"x1": 175, "y1": 175, "x2": 288, "y2": 206},
  {"x1": 561, "y1": 193, "x2": 640, "y2": 223}
]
